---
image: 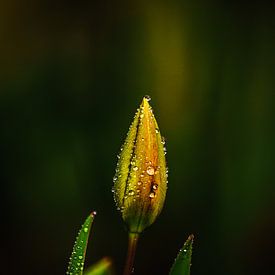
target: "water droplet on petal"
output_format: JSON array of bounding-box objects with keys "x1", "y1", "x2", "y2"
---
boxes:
[
  {"x1": 133, "y1": 166, "x2": 138, "y2": 171},
  {"x1": 83, "y1": 227, "x2": 88, "y2": 233},
  {"x1": 128, "y1": 190, "x2": 135, "y2": 196},
  {"x1": 144, "y1": 95, "x2": 151, "y2": 101},
  {"x1": 146, "y1": 166, "x2": 155, "y2": 175},
  {"x1": 149, "y1": 192, "x2": 155, "y2": 198},
  {"x1": 152, "y1": 184, "x2": 158, "y2": 190}
]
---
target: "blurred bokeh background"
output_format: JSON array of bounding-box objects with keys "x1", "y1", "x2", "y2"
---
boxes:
[{"x1": 1, "y1": 1, "x2": 274, "y2": 274}]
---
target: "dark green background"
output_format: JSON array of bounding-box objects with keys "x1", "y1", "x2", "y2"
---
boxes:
[{"x1": 1, "y1": 1, "x2": 274, "y2": 274}]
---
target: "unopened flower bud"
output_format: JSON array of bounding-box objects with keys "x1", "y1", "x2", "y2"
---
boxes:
[{"x1": 113, "y1": 96, "x2": 168, "y2": 233}]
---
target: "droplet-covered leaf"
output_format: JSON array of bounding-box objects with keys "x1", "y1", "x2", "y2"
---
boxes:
[
  {"x1": 169, "y1": 234, "x2": 194, "y2": 275},
  {"x1": 84, "y1": 257, "x2": 113, "y2": 275},
  {"x1": 67, "y1": 211, "x2": 97, "y2": 275}
]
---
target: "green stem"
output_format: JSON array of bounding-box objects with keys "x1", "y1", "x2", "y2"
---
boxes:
[{"x1": 123, "y1": 232, "x2": 139, "y2": 275}]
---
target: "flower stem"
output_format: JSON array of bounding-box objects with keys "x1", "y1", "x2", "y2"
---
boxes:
[{"x1": 123, "y1": 232, "x2": 139, "y2": 275}]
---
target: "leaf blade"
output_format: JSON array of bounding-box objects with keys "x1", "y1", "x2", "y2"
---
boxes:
[
  {"x1": 67, "y1": 211, "x2": 96, "y2": 275},
  {"x1": 84, "y1": 257, "x2": 113, "y2": 275},
  {"x1": 169, "y1": 234, "x2": 194, "y2": 275}
]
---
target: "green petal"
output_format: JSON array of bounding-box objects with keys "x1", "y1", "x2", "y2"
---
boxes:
[
  {"x1": 169, "y1": 235, "x2": 194, "y2": 275},
  {"x1": 67, "y1": 212, "x2": 96, "y2": 275}
]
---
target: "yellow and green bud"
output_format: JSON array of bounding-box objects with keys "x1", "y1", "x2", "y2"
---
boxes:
[{"x1": 112, "y1": 96, "x2": 168, "y2": 234}]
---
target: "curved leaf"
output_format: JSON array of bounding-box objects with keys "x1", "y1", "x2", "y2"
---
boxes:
[
  {"x1": 169, "y1": 234, "x2": 194, "y2": 275},
  {"x1": 67, "y1": 211, "x2": 97, "y2": 275}
]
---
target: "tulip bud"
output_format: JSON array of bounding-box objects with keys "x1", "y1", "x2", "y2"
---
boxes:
[{"x1": 113, "y1": 96, "x2": 168, "y2": 233}]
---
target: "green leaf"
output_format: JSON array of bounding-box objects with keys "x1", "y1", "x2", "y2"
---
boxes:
[
  {"x1": 84, "y1": 257, "x2": 113, "y2": 275},
  {"x1": 67, "y1": 211, "x2": 97, "y2": 275},
  {"x1": 169, "y1": 234, "x2": 194, "y2": 275}
]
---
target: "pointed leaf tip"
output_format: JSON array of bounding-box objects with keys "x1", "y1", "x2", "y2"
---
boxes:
[
  {"x1": 67, "y1": 212, "x2": 96, "y2": 275},
  {"x1": 169, "y1": 234, "x2": 194, "y2": 275}
]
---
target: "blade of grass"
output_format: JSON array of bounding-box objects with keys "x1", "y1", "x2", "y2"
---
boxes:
[
  {"x1": 67, "y1": 211, "x2": 97, "y2": 275},
  {"x1": 84, "y1": 257, "x2": 113, "y2": 275},
  {"x1": 169, "y1": 234, "x2": 194, "y2": 275}
]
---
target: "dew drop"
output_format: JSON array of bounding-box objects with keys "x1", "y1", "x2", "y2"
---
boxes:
[
  {"x1": 133, "y1": 166, "x2": 138, "y2": 171},
  {"x1": 155, "y1": 128, "x2": 159, "y2": 133},
  {"x1": 78, "y1": 256, "x2": 83, "y2": 260},
  {"x1": 128, "y1": 190, "x2": 135, "y2": 196},
  {"x1": 152, "y1": 184, "x2": 158, "y2": 190},
  {"x1": 146, "y1": 166, "x2": 155, "y2": 175},
  {"x1": 92, "y1": 211, "x2": 97, "y2": 216},
  {"x1": 83, "y1": 227, "x2": 88, "y2": 233},
  {"x1": 144, "y1": 95, "x2": 151, "y2": 101},
  {"x1": 137, "y1": 181, "x2": 142, "y2": 185},
  {"x1": 149, "y1": 192, "x2": 155, "y2": 198}
]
